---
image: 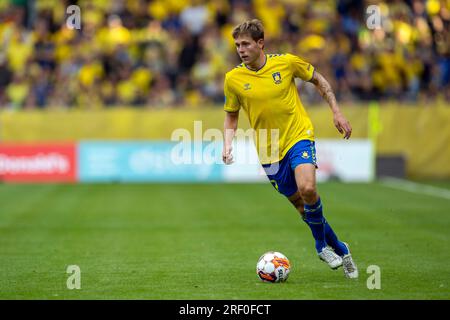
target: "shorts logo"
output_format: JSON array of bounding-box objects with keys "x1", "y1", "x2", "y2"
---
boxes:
[
  {"x1": 301, "y1": 151, "x2": 309, "y2": 159},
  {"x1": 272, "y1": 72, "x2": 282, "y2": 84}
]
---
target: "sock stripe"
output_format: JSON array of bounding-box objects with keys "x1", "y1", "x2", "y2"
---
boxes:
[
  {"x1": 306, "y1": 221, "x2": 324, "y2": 225},
  {"x1": 304, "y1": 204, "x2": 322, "y2": 213}
]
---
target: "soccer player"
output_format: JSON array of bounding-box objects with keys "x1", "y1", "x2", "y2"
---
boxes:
[{"x1": 222, "y1": 19, "x2": 358, "y2": 278}]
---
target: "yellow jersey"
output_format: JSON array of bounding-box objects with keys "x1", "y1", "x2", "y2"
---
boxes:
[{"x1": 224, "y1": 53, "x2": 315, "y2": 164}]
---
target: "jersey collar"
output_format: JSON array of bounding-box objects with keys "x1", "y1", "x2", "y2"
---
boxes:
[{"x1": 244, "y1": 54, "x2": 267, "y2": 72}]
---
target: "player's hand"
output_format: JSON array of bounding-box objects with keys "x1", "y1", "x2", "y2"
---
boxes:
[
  {"x1": 222, "y1": 145, "x2": 234, "y2": 164},
  {"x1": 333, "y1": 112, "x2": 352, "y2": 139}
]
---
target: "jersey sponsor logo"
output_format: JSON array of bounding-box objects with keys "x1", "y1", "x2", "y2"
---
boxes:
[
  {"x1": 243, "y1": 83, "x2": 252, "y2": 90},
  {"x1": 272, "y1": 72, "x2": 282, "y2": 84}
]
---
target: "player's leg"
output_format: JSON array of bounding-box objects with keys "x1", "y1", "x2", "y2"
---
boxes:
[
  {"x1": 293, "y1": 164, "x2": 347, "y2": 254},
  {"x1": 293, "y1": 163, "x2": 343, "y2": 269},
  {"x1": 287, "y1": 191, "x2": 305, "y2": 218},
  {"x1": 264, "y1": 143, "x2": 355, "y2": 275},
  {"x1": 288, "y1": 140, "x2": 348, "y2": 254},
  {"x1": 267, "y1": 162, "x2": 331, "y2": 260},
  {"x1": 288, "y1": 191, "x2": 346, "y2": 256},
  {"x1": 293, "y1": 166, "x2": 348, "y2": 256},
  {"x1": 293, "y1": 163, "x2": 326, "y2": 251}
]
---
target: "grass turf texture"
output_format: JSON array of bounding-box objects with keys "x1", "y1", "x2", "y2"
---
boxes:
[{"x1": 0, "y1": 182, "x2": 449, "y2": 300}]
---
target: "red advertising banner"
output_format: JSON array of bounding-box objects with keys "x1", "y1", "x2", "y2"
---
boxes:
[{"x1": 0, "y1": 144, "x2": 77, "y2": 182}]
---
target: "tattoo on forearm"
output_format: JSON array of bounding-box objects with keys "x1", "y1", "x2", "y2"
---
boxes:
[{"x1": 310, "y1": 71, "x2": 338, "y2": 108}]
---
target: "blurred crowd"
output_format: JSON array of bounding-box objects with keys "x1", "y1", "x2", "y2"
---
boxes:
[{"x1": 0, "y1": 0, "x2": 449, "y2": 109}]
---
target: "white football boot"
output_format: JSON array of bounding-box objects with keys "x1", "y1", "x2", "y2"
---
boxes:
[
  {"x1": 318, "y1": 246, "x2": 343, "y2": 270},
  {"x1": 342, "y1": 242, "x2": 359, "y2": 279}
]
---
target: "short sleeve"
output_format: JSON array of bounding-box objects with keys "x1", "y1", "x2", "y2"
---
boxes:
[
  {"x1": 287, "y1": 53, "x2": 315, "y2": 82},
  {"x1": 223, "y1": 74, "x2": 240, "y2": 112}
]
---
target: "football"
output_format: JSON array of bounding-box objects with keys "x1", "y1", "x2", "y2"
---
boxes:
[{"x1": 256, "y1": 251, "x2": 291, "y2": 283}]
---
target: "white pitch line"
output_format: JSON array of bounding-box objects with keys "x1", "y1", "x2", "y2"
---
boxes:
[{"x1": 379, "y1": 177, "x2": 450, "y2": 200}]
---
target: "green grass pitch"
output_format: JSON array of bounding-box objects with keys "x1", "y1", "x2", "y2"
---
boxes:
[{"x1": 0, "y1": 182, "x2": 449, "y2": 299}]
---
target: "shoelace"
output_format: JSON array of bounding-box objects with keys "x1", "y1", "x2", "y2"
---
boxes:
[{"x1": 343, "y1": 256, "x2": 355, "y2": 272}]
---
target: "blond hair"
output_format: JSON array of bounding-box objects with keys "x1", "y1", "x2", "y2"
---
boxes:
[{"x1": 232, "y1": 19, "x2": 264, "y2": 41}]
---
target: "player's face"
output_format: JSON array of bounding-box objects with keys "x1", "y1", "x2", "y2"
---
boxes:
[{"x1": 234, "y1": 35, "x2": 264, "y2": 65}]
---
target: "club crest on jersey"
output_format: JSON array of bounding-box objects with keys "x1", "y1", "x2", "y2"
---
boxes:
[
  {"x1": 272, "y1": 72, "x2": 282, "y2": 84},
  {"x1": 301, "y1": 151, "x2": 309, "y2": 159},
  {"x1": 244, "y1": 83, "x2": 251, "y2": 90}
]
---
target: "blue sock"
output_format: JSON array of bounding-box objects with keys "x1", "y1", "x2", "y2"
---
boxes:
[
  {"x1": 304, "y1": 198, "x2": 327, "y2": 253},
  {"x1": 323, "y1": 218, "x2": 349, "y2": 256}
]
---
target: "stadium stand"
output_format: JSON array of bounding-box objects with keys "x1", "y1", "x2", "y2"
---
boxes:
[{"x1": 0, "y1": 0, "x2": 449, "y2": 109}]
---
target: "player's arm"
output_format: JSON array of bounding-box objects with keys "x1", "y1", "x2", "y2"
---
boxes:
[
  {"x1": 223, "y1": 73, "x2": 241, "y2": 164},
  {"x1": 223, "y1": 111, "x2": 239, "y2": 164},
  {"x1": 309, "y1": 71, "x2": 352, "y2": 139}
]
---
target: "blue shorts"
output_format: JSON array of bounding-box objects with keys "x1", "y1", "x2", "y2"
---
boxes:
[{"x1": 262, "y1": 140, "x2": 317, "y2": 198}]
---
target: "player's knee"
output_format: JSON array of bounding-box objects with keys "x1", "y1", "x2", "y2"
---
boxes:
[{"x1": 299, "y1": 184, "x2": 317, "y2": 200}]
